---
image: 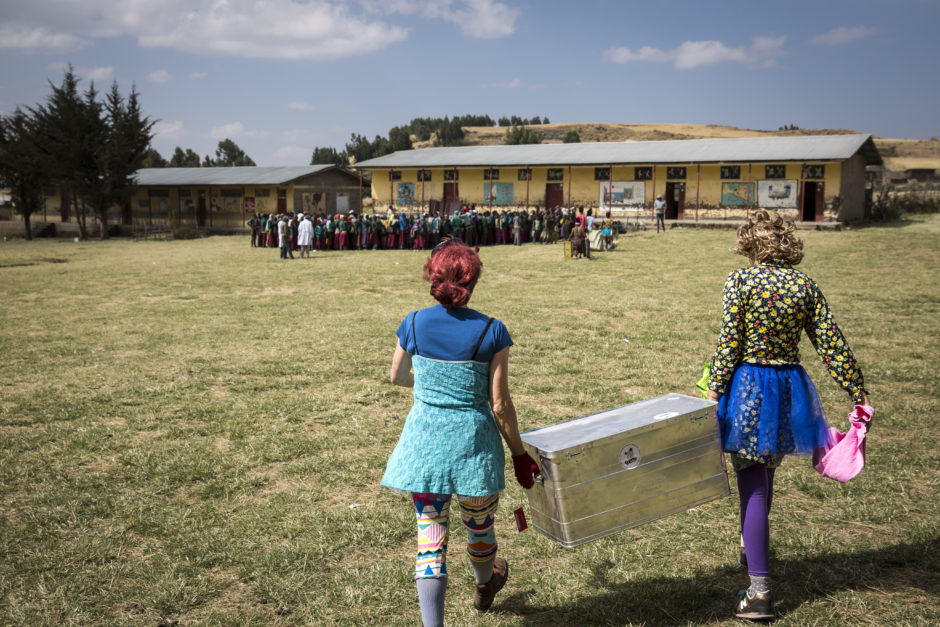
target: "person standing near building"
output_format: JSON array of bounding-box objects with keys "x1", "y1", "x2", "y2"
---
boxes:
[
  {"x1": 248, "y1": 213, "x2": 259, "y2": 247},
  {"x1": 278, "y1": 214, "x2": 293, "y2": 259},
  {"x1": 297, "y1": 213, "x2": 313, "y2": 258},
  {"x1": 289, "y1": 213, "x2": 299, "y2": 251},
  {"x1": 654, "y1": 194, "x2": 667, "y2": 233}
]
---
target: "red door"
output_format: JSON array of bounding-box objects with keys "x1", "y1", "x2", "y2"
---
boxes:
[
  {"x1": 801, "y1": 182, "x2": 824, "y2": 221},
  {"x1": 444, "y1": 183, "x2": 458, "y2": 202},
  {"x1": 545, "y1": 183, "x2": 564, "y2": 209},
  {"x1": 277, "y1": 188, "x2": 287, "y2": 213},
  {"x1": 122, "y1": 202, "x2": 132, "y2": 225},
  {"x1": 665, "y1": 182, "x2": 685, "y2": 219}
]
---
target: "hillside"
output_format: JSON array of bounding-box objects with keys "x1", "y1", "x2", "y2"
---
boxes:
[{"x1": 448, "y1": 123, "x2": 940, "y2": 172}]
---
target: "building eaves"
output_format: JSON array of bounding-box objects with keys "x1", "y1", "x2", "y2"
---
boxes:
[
  {"x1": 133, "y1": 165, "x2": 338, "y2": 186},
  {"x1": 353, "y1": 134, "x2": 879, "y2": 169}
]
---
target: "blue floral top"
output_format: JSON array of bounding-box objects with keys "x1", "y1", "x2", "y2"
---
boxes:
[{"x1": 709, "y1": 261, "x2": 867, "y2": 403}]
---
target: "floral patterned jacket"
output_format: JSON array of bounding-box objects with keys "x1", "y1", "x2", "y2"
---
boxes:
[{"x1": 709, "y1": 261, "x2": 867, "y2": 402}]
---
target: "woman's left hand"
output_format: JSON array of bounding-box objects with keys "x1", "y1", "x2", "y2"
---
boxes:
[{"x1": 706, "y1": 390, "x2": 721, "y2": 402}]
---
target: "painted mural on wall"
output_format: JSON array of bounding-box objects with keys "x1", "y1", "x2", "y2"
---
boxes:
[
  {"x1": 599, "y1": 181, "x2": 646, "y2": 209},
  {"x1": 757, "y1": 180, "x2": 798, "y2": 208},
  {"x1": 302, "y1": 191, "x2": 325, "y2": 213},
  {"x1": 721, "y1": 182, "x2": 756, "y2": 206},
  {"x1": 397, "y1": 183, "x2": 416, "y2": 205},
  {"x1": 483, "y1": 182, "x2": 514, "y2": 205}
]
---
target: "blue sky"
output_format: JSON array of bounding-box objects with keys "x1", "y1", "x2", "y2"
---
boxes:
[{"x1": 1, "y1": 0, "x2": 937, "y2": 166}]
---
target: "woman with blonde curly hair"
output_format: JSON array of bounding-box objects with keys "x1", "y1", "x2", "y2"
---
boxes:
[{"x1": 706, "y1": 210, "x2": 870, "y2": 620}]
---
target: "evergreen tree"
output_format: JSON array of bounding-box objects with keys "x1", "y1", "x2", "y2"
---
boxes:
[
  {"x1": 31, "y1": 66, "x2": 90, "y2": 237},
  {"x1": 169, "y1": 147, "x2": 202, "y2": 167},
  {"x1": 563, "y1": 130, "x2": 581, "y2": 143},
  {"x1": 388, "y1": 126, "x2": 412, "y2": 151},
  {"x1": 213, "y1": 138, "x2": 256, "y2": 166},
  {"x1": 498, "y1": 116, "x2": 511, "y2": 127},
  {"x1": 0, "y1": 108, "x2": 46, "y2": 239},
  {"x1": 310, "y1": 146, "x2": 346, "y2": 166},
  {"x1": 345, "y1": 133, "x2": 376, "y2": 164},
  {"x1": 96, "y1": 82, "x2": 154, "y2": 237},
  {"x1": 141, "y1": 147, "x2": 168, "y2": 168},
  {"x1": 504, "y1": 125, "x2": 543, "y2": 145}
]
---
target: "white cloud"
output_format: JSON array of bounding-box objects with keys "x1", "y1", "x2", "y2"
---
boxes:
[
  {"x1": 133, "y1": 0, "x2": 409, "y2": 60},
  {"x1": 447, "y1": 0, "x2": 519, "y2": 39},
  {"x1": 148, "y1": 69, "x2": 172, "y2": 83},
  {"x1": 1, "y1": 0, "x2": 409, "y2": 60},
  {"x1": 211, "y1": 122, "x2": 246, "y2": 139},
  {"x1": 606, "y1": 35, "x2": 786, "y2": 70},
  {"x1": 83, "y1": 66, "x2": 115, "y2": 81},
  {"x1": 0, "y1": 0, "x2": 520, "y2": 62},
  {"x1": 210, "y1": 121, "x2": 267, "y2": 139},
  {"x1": 188, "y1": 71, "x2": 208, "y2": 79},
  {"x1": 811, "y1": 26, "x2": 875, "y2": 46},
  {"x1": 605, "y1": 45, "x2": 671, "y2": 64},
  {"x1": 288, "y1": 101, "x2": 316, "y2": 111},
  {"x1": 367, "y1": 0, "x2": 519, "y2": 38},
  {"x1": 0, "y1": 24, "x2": 85, "y2": 51},
  {"x1": 153, "y1": 119, "x2": 184, "y2": 140},
  {"x1": 483, "y1": 78, "x2": 520, "y2": 89}
]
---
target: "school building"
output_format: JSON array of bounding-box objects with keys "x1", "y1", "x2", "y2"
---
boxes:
[
  {"x1": 26, "y1": 165, "x2": 363, "y2": 233},
  {"x1": 354, "y1": 134, "x2": 882, "y2": 222}
]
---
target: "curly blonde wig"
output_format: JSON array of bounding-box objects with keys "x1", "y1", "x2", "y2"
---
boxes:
[{"x1": 732, "y1": 210, "x2": 804, "y2": 265}]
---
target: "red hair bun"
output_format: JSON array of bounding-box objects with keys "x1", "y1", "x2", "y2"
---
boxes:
[{"x1": 422, "y1": 241, "x2": 482, "y2": 308}]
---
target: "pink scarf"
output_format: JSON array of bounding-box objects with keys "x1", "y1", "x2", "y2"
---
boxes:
[{"x1": 813, "y1": 405, "x2": 873, "y2": 482}]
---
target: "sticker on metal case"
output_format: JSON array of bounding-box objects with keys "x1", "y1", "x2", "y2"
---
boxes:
[
  {"x1": 653, "y1": 411, "x2": 679, "y2": 421},
  {"x1": 619, "y1": 443, "x2": 641, "y2": 469}
]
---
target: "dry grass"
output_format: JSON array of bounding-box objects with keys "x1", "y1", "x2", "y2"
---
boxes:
[{"x1": 0, "y1": 215, "x2": 938, "y2": 625}]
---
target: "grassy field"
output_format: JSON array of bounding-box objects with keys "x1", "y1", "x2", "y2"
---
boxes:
[{"x1": 1, "y1": 216, "x2": 938, "y2": 626}]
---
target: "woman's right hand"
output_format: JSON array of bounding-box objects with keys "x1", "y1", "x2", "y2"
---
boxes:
[{"x1": 512, "y1": 452, "x2": 540, "y2": 489}]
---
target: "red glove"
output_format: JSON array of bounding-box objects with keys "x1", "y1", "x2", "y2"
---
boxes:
[{"x1": 512, "y1": 452, "x2": 540, "y2": 489}]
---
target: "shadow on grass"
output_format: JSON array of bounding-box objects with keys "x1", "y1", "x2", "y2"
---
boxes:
[{"x1": 503, "y1": 535, "x2": 939, "y2": 625}]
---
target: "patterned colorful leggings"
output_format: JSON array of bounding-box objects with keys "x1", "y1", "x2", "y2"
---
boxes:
[{"x1": 412, "y1": 492, "x2": 499, "y2": 579}]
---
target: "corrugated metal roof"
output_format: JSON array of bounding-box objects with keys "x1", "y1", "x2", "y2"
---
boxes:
[
  {"x1": 133, "y1": 165, "x2": 337, "y2": 186},
  {"x1": 354, "y1": 134, "x2": 881, "y2": 169}
]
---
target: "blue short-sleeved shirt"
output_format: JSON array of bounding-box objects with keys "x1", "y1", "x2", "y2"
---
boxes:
[{"x1": 396, "y1": 305, "x2": 513, "y2": 362}]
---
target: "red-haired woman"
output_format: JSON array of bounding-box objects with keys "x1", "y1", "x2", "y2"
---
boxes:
[{"x1": 382, "y1": 239, "x2": 540, "y2": 626}]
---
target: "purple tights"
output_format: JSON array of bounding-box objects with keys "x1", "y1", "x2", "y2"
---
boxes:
[{"x1": 737, "y1": 464, "x2": 776, "y2": 577}]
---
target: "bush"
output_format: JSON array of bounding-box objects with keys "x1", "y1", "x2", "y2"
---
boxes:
[{"x1": 171, "y1": 225, "x2": 202, "y2": 240}]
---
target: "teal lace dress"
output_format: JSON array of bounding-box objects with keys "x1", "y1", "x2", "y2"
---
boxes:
[
  {"x1": 381, "y1": 310, "x2": 508, "y2": 497},
  {"x1": 381, "y1": 355, "x2": 505, "y2": 497}
]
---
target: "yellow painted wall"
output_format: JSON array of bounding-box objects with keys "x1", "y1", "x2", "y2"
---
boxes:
[{"x1": 368, "y1": 161, "x2": 849, "y2": 219}]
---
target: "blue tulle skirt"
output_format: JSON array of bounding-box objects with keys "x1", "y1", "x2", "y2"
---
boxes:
[{"x1": 717, "y1": 363, "x2": 830, "y2": 464}]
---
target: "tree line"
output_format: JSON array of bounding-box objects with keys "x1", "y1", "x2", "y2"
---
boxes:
[
  {"x1": 310, "y1": 114, "x2": 555, "y2": 166},
  {"x1": 0, "y1": 67, "x2": 154, "y2": 240},
  {"x1": 142, "y1": 138, "x2": 257, "y2": 168}
]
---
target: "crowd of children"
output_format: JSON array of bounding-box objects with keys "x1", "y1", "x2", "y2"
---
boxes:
[{"x1": 246, "y1": 205, "x2": 618, "y2": 255}]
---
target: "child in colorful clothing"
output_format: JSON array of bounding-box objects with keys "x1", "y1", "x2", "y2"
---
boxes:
[
  {"x1": 706, "y1": 210, "x2": 869, "y2": 620},
  {"x1": 382, "y1": 239, "x2": 540, "y2": 627}
]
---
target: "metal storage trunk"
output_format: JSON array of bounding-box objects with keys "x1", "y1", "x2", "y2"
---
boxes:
[{"x1": 520, "y1": 393, "x2": 729, "y2": 548}]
